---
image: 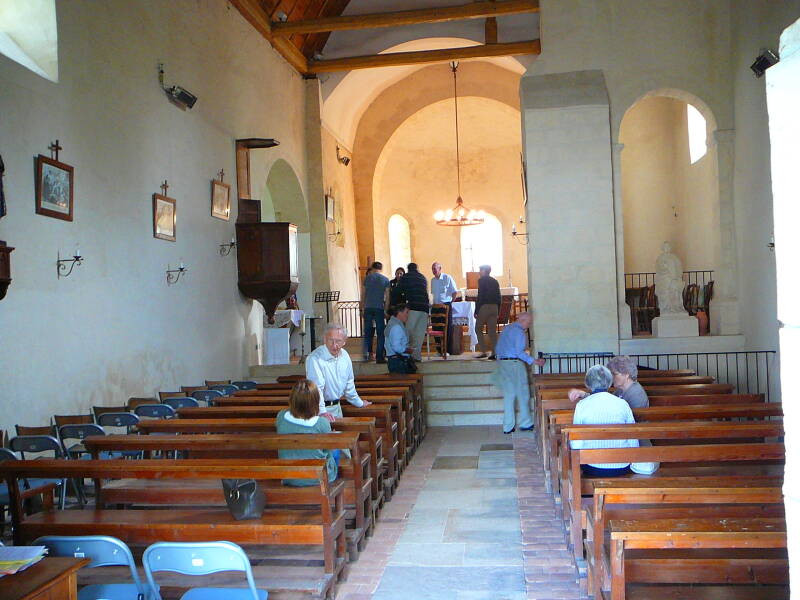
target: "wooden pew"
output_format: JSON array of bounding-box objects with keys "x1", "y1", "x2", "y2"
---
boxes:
[
  {"x1": 0, "y1": 458, "x2": 348, "y2": 598},
  {"x1": 136, "y1": 417, "x2": 386, "y2": 518},
  {"x1": 585, "y1": 479, "x2": 785, "y2": 598},
  {"x1": 555, "y1": 420, "x2": 784, "y2": 507},
  {"x1": 535, "y1": 376, "x2": 714, "y2": 390},
  {"x1": 607, "y1": 517, "x2": 787, "y2": 600},
  {"x1": 533, "y1": 369, "x2": 696, "y2": 381},
  {"x1": 177, "y1": 404, "x2": 401, "y2": 507},
  {"x1": 566, "y1": 443, "x2": 785, "y2": 558},
  {"x1": 537, "y1": 383, "x2": 736, "y2": 400},
  {"x1": 83, "y1": 433, "x2": 373, "y2": 562}
]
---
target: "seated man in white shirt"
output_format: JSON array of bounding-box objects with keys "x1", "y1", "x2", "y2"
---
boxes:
[{"x1": 305, "y1": 324, "x2": 372, "y2": 422}]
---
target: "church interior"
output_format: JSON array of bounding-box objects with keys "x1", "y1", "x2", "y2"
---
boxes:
[{"x1": 1, "y1": 0, "x2": 800, "y2": 598}]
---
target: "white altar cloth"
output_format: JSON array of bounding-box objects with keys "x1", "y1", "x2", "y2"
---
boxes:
[
  {"x1": 450, "y1": 301, "x2": 477, "y2": 351},
  {"x1": 461, "y1": 286, "x2": 519, "y2": 298},
  {"x1": 264, "y1": 310, "x2": 304, "y2": 329}
]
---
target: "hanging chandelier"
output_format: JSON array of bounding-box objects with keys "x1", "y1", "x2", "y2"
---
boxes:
[{"x1": 434, "y1": 62, "x2": 485, "y2": 227}]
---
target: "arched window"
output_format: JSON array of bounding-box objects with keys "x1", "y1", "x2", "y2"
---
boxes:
[
  {"x1": 460, "y1": 213, "x2": 503, "y2": 276},
  {"x1": 388, "y1": 214, "x2": 411, "y2": 273},
  {"x1": 687, "y1": 104, "x2": 707, "y2": 164}
]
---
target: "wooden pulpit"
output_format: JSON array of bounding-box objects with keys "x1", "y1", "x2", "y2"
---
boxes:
[{"x1": 236, "y1": 222, "x2": 299, "y2": 323}]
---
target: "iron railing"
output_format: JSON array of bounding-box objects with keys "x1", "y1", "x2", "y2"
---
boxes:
[
  {"x1": 536, "y1": 350, "x2": 779, "y2": 402},
  {"x1": 625, "y1": 270, "x2": 715, "y2": 289},
  {"x1": 336, "y1": 301, "x2": 363, "y2": 338}
]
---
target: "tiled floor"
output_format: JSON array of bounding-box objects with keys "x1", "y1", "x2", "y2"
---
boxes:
[{"x1": 335, "y1": 426, "x2": 585, "y2": 600}]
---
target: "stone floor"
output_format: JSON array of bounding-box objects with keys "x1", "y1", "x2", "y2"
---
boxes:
[{"x1": 335, "y1": 426, "x2": 585, "y2": 600}]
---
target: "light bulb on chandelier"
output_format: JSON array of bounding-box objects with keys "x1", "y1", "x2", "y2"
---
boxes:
[{"x1": 433, "y1": 62, "x2": 484, "y2": 227}]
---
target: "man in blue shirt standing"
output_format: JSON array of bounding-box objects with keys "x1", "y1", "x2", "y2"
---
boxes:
[
  {"x1": 362, "y1": 261, "x2": 389, "y2": 363},
  {"x1": 431, "y1": 261, "x2": 459, "y2": 355},
  {"x1": 491, "y1": 312, "x2": 545, "y2": 434}
]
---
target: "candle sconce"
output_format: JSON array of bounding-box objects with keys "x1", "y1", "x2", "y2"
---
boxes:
[
  {"x1": 511, "y1": 216, "x2": 529, "y2": 245},
  {"x1": 166, "y1": 262, "x2": 188, "y2": 285},
  {"x1": 57, "y1": 247, "x2": 84, "y2": 278},
  {"x1": 219, "y1": 238, "x2": 236, "y2": 256},
  {"x1": 327, "y1": 229, "x2": 342, "y2": 242}
]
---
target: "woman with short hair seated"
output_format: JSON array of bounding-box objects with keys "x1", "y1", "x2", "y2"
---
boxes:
[
  {"x1": 568, "y1": 355, "x2": 649, "y2": 409},
  {"x1": 569, "y1": 364, "x2": 638, "y2": 478},
  {"x1": 276, "y1": 379, "x2": 340, "y2": 486}
]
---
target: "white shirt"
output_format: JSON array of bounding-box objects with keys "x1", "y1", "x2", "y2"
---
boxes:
[
  {"x1": 570, "y1": 391, "x2": 638, "y2": 469},
  {"x1": 431, "y1": 273, "x2": 458, "y2": 304},
  {"x1": 305, "y1": 345, "x2": 364, "y2": 414}
]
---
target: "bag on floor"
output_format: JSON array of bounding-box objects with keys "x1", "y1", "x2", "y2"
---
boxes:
[{"x1": 221, "y1": 479, "x2": 265, "y2": 520}]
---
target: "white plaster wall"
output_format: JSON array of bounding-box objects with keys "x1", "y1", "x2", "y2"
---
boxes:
[
  {"x1": 0, "y1": 0, "x2": 308, "y2": 434},
  {"x1": 523, "y1": 71, "x2": 618, "y2": 353}
]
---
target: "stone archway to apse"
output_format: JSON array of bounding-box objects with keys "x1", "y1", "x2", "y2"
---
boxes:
[
  {"x1": 340, "y1": 59, "x2": 525, "y2": 288},
  {"x1": 618, "y1": 88, "x2": 723, "y2": 335}
]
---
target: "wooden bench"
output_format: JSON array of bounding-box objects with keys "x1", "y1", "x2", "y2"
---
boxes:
[
  {"x1": 607, "y1": 517, "x2": 787, "y2": 600},
  {"x1": 537, "y1": 383, "x2": 736, "y2": 400},
  {"x1": 136, "y1": 417, "x2": 386, "y2": 516},
  {"x1": 535, "y1": 376, "x2": 715, "y2": 390},
  {"x1": 533, "y1": 370, "x2": 696, "y2": 381},
  {"x1": 566, "y1": 443, "x2": 785, "y2": 558},
  {"x1": 0, "y1": 459, "x2": 348, "y2": 598},
  {"x1": 83, "y1": 433, "x2": 373, "y2": 562},
  {"x1": 585, "y1": 480, "x2": 785, "y2": 598}
]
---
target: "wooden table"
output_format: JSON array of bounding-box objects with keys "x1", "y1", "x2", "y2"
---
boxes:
[{"x1": 0, "y1": 557, "x2": 89, "y2": 600}]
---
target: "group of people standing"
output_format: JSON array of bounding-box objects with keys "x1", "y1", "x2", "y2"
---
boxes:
[{"x1": 361, "y1": 260, "x2": 509, "y2": 368}]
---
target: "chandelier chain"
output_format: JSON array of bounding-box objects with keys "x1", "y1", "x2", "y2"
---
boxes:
[{"x1": 452, "y1": 61, "x2": 462, "y2": 199}]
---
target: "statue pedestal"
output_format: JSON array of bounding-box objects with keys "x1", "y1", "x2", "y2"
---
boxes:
[{"x1": 652, "y1": 314, "x2": 699, "y2": 338}]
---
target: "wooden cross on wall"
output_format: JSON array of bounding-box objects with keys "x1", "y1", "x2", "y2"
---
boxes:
[
  {"x1": 217, "y1": 169, "x2": 225, "y2": 182},
  {"x1": 48, "y1": 140, "x2": 62, "y2": 161},
  {"x1": 160, "y1": 180, "x2": 169, "y2": 196}
]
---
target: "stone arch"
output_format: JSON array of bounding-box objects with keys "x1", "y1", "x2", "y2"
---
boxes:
[
  {"x1": 351, "y1": 60, "x2": 522, "y2": 268},
  {"x1": 264, "y1": 158, "x2": 309, "y2": 232}
]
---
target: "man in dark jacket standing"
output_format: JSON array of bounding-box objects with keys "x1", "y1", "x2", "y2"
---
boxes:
[
  {"x1": 475, "y1": 264, "x2": 501, "y2": 358},
  {"x1": 397, "y1": 263, "x2": 429, "y2": 360}
]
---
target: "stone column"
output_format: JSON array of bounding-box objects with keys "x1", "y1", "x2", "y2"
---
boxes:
[
  {"x1": 611, "y1": 142, "x2": 632, "y2": 339},
  {"x1": 709, "y1": 128, "x2": 741, "y2": 335},
  {"x1": 522, "y1": 70, "x2": 619, "y2": 353}
]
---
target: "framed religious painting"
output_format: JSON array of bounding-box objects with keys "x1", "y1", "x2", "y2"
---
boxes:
[
  {"x1": 211, "y1": 178, "x2": 230, "y2": 220},
  {"x1": 35, "y1": 154, "x2": 74, "y2": 221},
  {"x1": 152, "y1": 193, "x2": 176, "y2": 241}
]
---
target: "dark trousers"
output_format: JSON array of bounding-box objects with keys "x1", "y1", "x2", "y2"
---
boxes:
[
  {"x1": 388, "y1": 355, "x2": 417, "y2": 374},
  {"x1": 363, "y1": 308, "x2": 386, "y2": 360},
  {"x1": 580, "y1": 464, "x2": 631, "y2": 478}
]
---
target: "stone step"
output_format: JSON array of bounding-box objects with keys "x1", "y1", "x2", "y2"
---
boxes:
[
  {"x1": 425, "y1": 384, "x2": 497, "y2": 399},
  {"x1": 427, "y1": 410, "x2": 504, "y2": 426},
  {"x1": 427, "y1": 398, "x2": 506, "y2": 412},
  {"x1": 424, "y1": 373, "x2": 495, "y2": 386}
]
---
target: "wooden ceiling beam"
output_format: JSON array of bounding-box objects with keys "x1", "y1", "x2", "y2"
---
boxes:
[
  {"x1": 307, "y1": 39, "x2": 540, "y2": 74},
  {"x1": 272, "y1": 0, "x2": 539, "y2": 36},
  {"x1": 229, "y1": 0, "x2": 309, "y2": 74}
]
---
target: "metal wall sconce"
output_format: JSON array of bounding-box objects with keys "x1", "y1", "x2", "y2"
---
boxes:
[
  {"x1": 57, "y1": 246, "x2": 84, "y2": 278},
  {"x1": 166, "y1": 261, "x2": 188, "y2": 285},
  {"x1": 336, "y1": 145, "x2": 351, "y2": 166},
  {"x1": 511, "y1": 216, "x2": 529, "y2": 245},
  {"x1": 219, "y1": 237, "x2": 236, "y2": 256}
]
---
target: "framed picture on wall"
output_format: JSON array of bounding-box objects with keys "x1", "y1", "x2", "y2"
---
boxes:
[
  {"x1": 35, "y1": 154, "x2": 74, "y2": 221},
  {"x1": 325, "y1": 192, "x2": 336, "y2": 222},
  {"x1": 153, "y1": 193, "x2": 176, "y2": 241},
  {"x1": 211, "y1": 178, "x2": 230, "y2": 220}
]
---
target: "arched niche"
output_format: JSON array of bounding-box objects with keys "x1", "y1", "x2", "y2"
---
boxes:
[
  {"x1": 264, "y1": 158, "x2": 309, "y2": 232},
  {"x1": 617, "y1": 88, "x2": 729, "y2": 336},
  {"x1": 372, "y1": 96, "x2": 526, "y2": 291}
]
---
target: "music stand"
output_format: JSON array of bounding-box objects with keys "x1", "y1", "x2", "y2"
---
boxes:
[{"x1": 314, "y1": 291, "x2": 340, "y2": 323}]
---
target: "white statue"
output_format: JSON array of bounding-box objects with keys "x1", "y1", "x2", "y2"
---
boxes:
[{"x1": 654, "y1": 242, "x2": 685, "y2": 315}]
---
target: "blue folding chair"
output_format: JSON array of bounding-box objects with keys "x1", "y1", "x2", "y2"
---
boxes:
[
  {"x1": 0, "y1": 448, "x2": 62, "y2": 524},
  {"x1": 7, "y1": 436, "x2": 72, "y2": 508},
  {"x1": 231, "y1": 381, "x2": 258, "y2": 391},
  {"x1": 163, "y1": 397, "x2": 199, "y2": 410},
  {"x1": 210, "y1": 384, "x2": 239, "y2": 397},
  {"x1": 36, "y1": 535, "x2": 154, "y2": 600},
  {"x1": 191, "y1": 390, "x2": 223, "y2": 406},
  {"x1": 143, "y1": 541, "x2": 267, "y2": 600},
  {"x1": 96, "y1": 413, "x2": 143, "y2": 458},
  {"x1": 134, "y1": 404, "x2": 177, "y2": 419},
  {"x1": 59, "y1": 423, "x2": 122, "y2": 460}
]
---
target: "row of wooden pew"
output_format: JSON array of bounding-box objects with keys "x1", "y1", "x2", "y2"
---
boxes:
[
  {"x1": 0, "y1": 372, "x2": 426, "y2": 600},
  {"x1": 533, "y1": 369, "x2": 787, "y2": 600}
]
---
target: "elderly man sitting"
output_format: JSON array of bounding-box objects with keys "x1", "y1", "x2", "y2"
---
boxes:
[
  {"x1": 568, "y1": 355, "x2": 649, "y2": 409},
  {"x1": 569, "y1": 364, "x2": 639, "y2": 477}
]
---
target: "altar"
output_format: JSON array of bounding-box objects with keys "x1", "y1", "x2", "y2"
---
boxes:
[
  {"x1": 460, "y1": 286, "x2": 519, "y2": 300},
  {"x1": 450, "y1": 301, "x2": 478, "y2": 351},
  {"x1": 263, "y1": 309, "x2": 305, "y2": 365}
]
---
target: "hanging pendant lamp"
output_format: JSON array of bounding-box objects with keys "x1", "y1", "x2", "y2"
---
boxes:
[{"x1": 434, "y1": 61, "x2": 485, "y2": 227}]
